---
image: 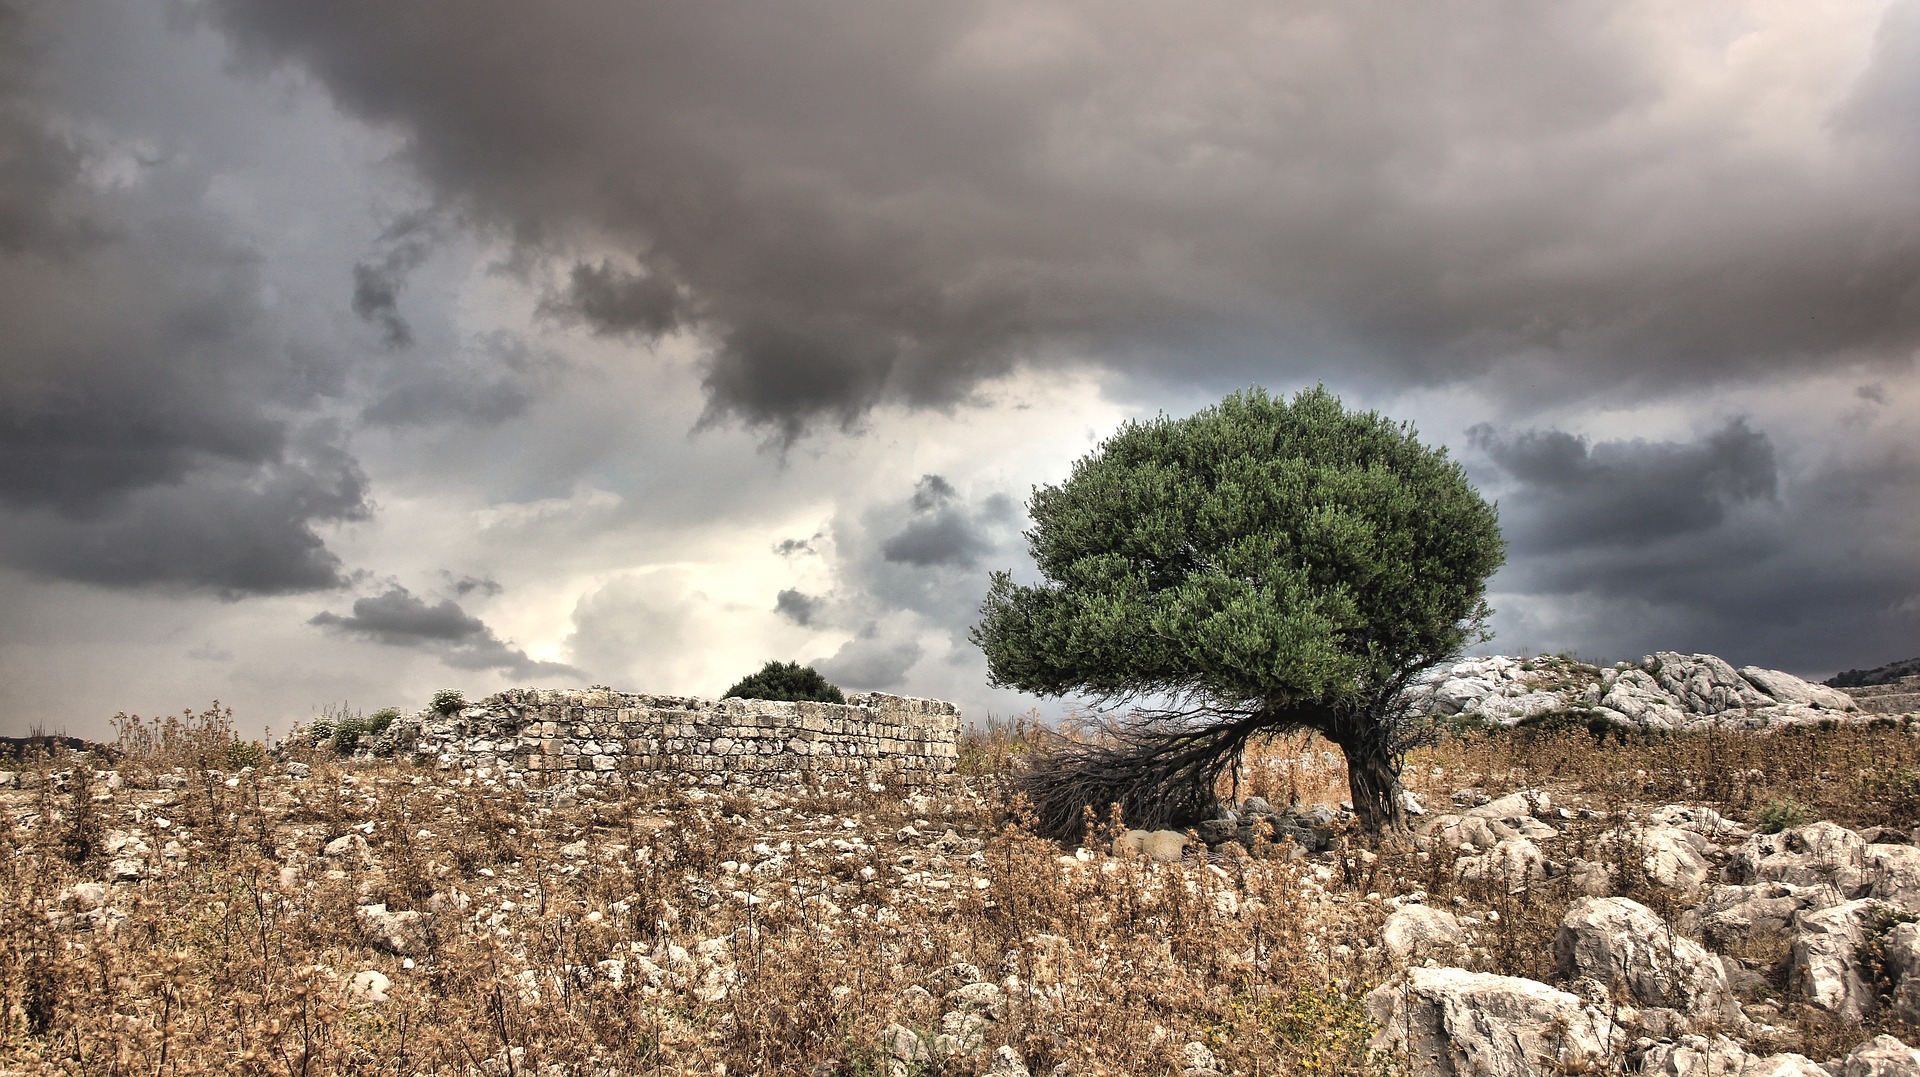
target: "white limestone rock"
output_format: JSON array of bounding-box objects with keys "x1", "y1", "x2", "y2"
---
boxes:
[
  {"x1": 1554, "y1": 897, "x2": 1735, "y2": 1021},
  {"x1": 1681, "y1": 882, "x2": 1842, "y2": 950},
  {"x1": 1787, "y1": 899, "x2": 1888, "y2": 1019},
  {"x1": 1112, "y1": 829, "x2": 1190, "y2": 863},
  {"x1": 1366, "y1": 967, "x2": 1620, "y2": 1077},
  {"x1": 1739, "y1": 666, "x2": 1857, "y2": 712},
  {"x1": 1636, "y1": 1035, "x2": 1825, "y2": 1077},
  {"x1": 355, "y1": 903, "x2": 427, "y2": 957},
  {"x1": 1380, "y1": 906, "x2": 1468, "y2": 968},
  {"x1": 1834, "y1": 1034, "x2": 1920, "y2": 1077},
  {"x1": 1728, "y1": 822, "x2": 1869, "y2": 894},
  {"x1": 346, "y1": 969, "x2": 391, "y2": 1004},
  {"x1": 1454, "y1": 838, "x2": 1548, "y2": 893}
]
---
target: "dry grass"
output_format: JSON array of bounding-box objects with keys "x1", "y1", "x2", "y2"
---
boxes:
[{"x1": 0, "y1": 712, "x2": 1917, "y2": 1074}]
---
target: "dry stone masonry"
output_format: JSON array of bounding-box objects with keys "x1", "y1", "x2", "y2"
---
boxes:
[{"x1": 391, "y1": 688, "x2": 961, "y2": 786}]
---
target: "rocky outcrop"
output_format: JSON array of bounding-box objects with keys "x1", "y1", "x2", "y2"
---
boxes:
[{"x1": 1417, "y1": 652, "x2": 1876, "y2": 731}]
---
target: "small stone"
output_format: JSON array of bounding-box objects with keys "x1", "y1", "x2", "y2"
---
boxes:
[{"x1": 347, "y1": 969, "x2": 391, "y2": 1004}]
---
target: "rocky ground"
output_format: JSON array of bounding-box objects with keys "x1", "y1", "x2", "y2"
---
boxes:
[{"x1": 8, "y1": 710, "x2": 1920, "y2": 1074}]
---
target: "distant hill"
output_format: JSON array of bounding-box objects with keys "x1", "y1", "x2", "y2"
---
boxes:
[{"x1": 1826, "y1": 656, "x2": 1920, "y2": 688}]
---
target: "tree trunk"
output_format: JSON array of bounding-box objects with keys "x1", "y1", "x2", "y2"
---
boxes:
[{"x1": 1324, "y1": 719, "x2": 1408, "y2": 837}]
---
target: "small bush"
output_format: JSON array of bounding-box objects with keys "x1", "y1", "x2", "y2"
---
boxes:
[
  {"x1": 1755, "y1": 797, "x2": 1817, "y2": 834},
  {"x1": 223, "y1": 738, "x2": 264, "y2": 770},
  {"x1": 722, "y1": 661, "x2": 847, "y2": 704},
  {"x1": 432, "y1": 689, "x2": 466, "y2": 715},
  {"x1": 368, "y1": 707, "x2": 402, "y2": 733}
]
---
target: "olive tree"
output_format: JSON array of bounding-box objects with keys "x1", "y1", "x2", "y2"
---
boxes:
[
  {"x1": 723, "y1": 660, "x2": 847, "y2": 704},
  {"x1": 972, "y1": 387, "x2": 1503, "y2": 837}
]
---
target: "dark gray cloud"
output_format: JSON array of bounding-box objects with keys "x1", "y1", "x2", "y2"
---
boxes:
[
  {"x1": 0, "y1": 1, "x2": 371, "y2": 595},
  {"x1": 0, "y1": 429, "x2": 367, "y2": 596},
  {"x1": 881, "y1": 476, "x2": 1006, "y2": 568},
  {"x1": 1470, "y1": 418, "x2": 1777, "y2": 552},
  {"x1": 444, "y1": 573, "x2": 503, "y2": 598},
  {"x1": 311, "y1": 584, "x2": 583, "y2": 679},
  {"x1": 202, "y1": 2, "x2": 1920, "y2": 442},
  {"x1": 814, "y1": 624, "x2": 924, "y2": 691},
  {"x1": 773, "y1": 537, "x2": 816, "y2": 557},
  {"x1": 774, "y1": 587, "x2": 822, "y2": 627},
  {"x1": 350, "y1": 212, "x2": 435, "y2": 349},
  {"x1": 544, "y1": 259, "x2": 686, "y2": 338},
  {"x1": 1473, "y1": 418, "x2": 1920, "y2": 676}
]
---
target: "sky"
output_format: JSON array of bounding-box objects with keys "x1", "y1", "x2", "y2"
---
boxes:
[{"x1": 3, "y1": 0, "x2": 1917, "y2": 742}]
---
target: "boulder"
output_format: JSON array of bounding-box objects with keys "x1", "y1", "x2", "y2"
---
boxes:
[
  {"x1": 1862, "y1": 844, "x2": 1920, "y2": 910},
  {"x1": 1554, "y1": 897, "x2": 1734, "y2": 1021},
  {"x1": 1739, "y1": 666, "x2": 1857, "y2": 712},
  {"x1": 1681, "y1": 882, "x2": 1842, "y2": 951},
  {"x1": 1380, "y1": 906, "x2": 1467, "y2": 968},
  {"x1": 1636, "y1": 1035, "x2": 1825, "y2": 1076},
  {"x1": 1648, "y1": 653, "x2": 1774, "y2": 715},
  {"x1": 355, "y1": 903, "x2": 427, "y2": 957},
  {"x1": 323, "y1": 833, "x2": 375, "y2": 870},
  {"x1": 1834, "y1": 1034, "x2": 1920, "y2": 1077},
  {"x1": 985, "y1": 1045, "x2": 1031, "y2": 1077},
  {"x1": 1787, "y1": 899, "x2": 1889, "y2": 1019},
  {"x1": 1112, "y1": 829, "x2": 1190, "y2": 863},
  {"x1": 1884, "y1": 921, "x2": 1920, "y2": 1023},
  {"x1": 1632, "y1": 826, "x2": 1715, "y2": 899},
  {"x1": 1454, "y1": 838, "x2": 1548, "y2": 893},
  {"x1": 1728, "y1": 822, "x2": 1868, "y2": 894},
  {"x1": 1366, "y1": 967, "x2": 1619, "y2": 1076}
]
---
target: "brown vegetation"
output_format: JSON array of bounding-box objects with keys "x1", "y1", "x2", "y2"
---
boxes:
[{"x1": 0, "y1": 707, "x2": 1918, "y2": 1073}]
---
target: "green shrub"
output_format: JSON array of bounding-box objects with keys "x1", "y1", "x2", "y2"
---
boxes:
[
  {"x1": 223, "y1": 738, "x2": 264, "y2": 770},
  {"x1": 722, "y1": 661, "x2": 846, "y2": 704},
  {"x1": 431, "y1": 689, "x2": 466, "y2": 715},
  {"x1": 331, "y1": 720, "x2": 366, "y2": 756},
  {"x1": 368, "y1": 707, "x2": 401, "y2": 733},
  {"x1": 1755, "y1": 797, "x2": 1817, "y2": 834}
]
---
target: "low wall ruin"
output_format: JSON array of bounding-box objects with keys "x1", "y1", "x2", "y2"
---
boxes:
[{"x1": 395, "y1": 688, "x2": 962, "y2": 786}]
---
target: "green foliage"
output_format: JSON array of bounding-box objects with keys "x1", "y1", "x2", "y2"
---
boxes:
[
  {"x1": 1755, "y1": 797, "x2": 1817, "y2": 834},
  {"x1": 222, "y1": 738, "x2": 265, "y2": 770},
  {"x1": 431, "y1": 689, "x2": 466, "y2": 715},
  {"x1": 368, "y1": 707, "x2": 401, "y2": 733},
  {"x1": 332, "y1": 720, "x2": 366, "y2": 756},
  {"x1": 973, "y1": 386, "x2": 1503, "y2": 709},
  {"x1": 1204, "y1": 982, "x2": 1396, "y2": 1076},
  {"x1": 972, "y1": 386, "x2": 1503, "y2": 833},
  {"x1": 722, "y1": 661, "x2": 847, "y2": 704}
]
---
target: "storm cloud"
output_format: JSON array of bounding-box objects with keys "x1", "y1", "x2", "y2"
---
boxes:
[
  {"x1": 202, "y1": 1, "x2": 1920, "y2": 442},
  {"x1": 311, "y1": 585, "x2": 582, "y2": 680},
  {"x1": 1471, "y1": 418, "x2": 1778, "y2": 553}
]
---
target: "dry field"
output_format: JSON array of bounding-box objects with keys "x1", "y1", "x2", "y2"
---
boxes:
[{"x1": 4, "y1": 706, "x2": 1920, "y2": 1075}]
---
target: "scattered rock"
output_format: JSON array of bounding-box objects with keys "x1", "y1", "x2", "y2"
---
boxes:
[
  {"x1": 986, "y1": 1045, "x2": 1030, "y2": 1076},
  {"x1": 347, "y1": 969, "x2": 391, "y2": 1004},
  {"x1": 1834, "y1": 1034, "x2": 1920, "y2": 1077},
  {"x1": 1635, "y1": 1034, "x2": 1825, "y2": 1076},
  {"x1": 356, "y1": 903, "x2": 427, "y2": 956},
  {"x1": 1113, "y1": 829, "x2": 1190, "y2": 863},
  {"x1": 1380, "y1": 905, "x2": 1468, "y2": 968},
  {"x1": 1554, "y1": 897, "x2": 1734, "y2": 1021},
  {"x1": 1787, "y1": 899, "x2": 1891, "y2": 1019},
  {"x1": 1367, "y1": 967, "x2": 1620, "y2": 1075}
]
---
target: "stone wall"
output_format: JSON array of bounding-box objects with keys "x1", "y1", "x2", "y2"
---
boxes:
[{"x1": 393, "y1": 688, "x2": 962, "y2": 786}]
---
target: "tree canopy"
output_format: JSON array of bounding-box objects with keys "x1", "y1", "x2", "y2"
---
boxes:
[
  {"x1": 973, "y1": 386, "x2": 1503, "y2": 835},
  {"x1": 722, "y1": 660, "x2": 848, "y2": 704}
]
